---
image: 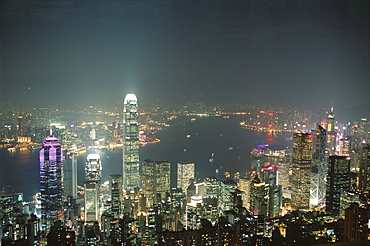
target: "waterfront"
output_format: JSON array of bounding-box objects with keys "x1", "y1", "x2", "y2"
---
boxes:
[{"x1": 0, "y1": 115, "x2": 289, "y2": 201}]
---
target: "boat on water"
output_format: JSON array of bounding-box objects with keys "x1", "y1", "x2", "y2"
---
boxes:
[{"x1": 209, "y1": 152, "x2": 214, "y2": 162}]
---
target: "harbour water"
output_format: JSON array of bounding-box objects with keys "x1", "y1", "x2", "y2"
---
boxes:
[{"x1": 0, "y1": 115, "x2": 290, "y2": 200}]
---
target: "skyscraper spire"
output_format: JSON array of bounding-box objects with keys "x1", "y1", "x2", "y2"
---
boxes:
[{"x1": 327, "y1": 103, "x2": 336, "y2": 155}]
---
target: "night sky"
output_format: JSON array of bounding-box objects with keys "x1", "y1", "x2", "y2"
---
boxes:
[{"x1": 0, "y1": 0, "x2": 369, "y2": 120}]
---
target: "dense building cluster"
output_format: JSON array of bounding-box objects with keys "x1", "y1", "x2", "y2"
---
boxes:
[{"x1": 0, "y1": 97, "x2": 369, "y2": 245}]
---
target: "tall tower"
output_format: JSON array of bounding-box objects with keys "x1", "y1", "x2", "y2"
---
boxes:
[
  {"x1": 177, "y1": 160, "x2": 195, "y2": 193},
  {"x1": 64, "y1": 153, "x2": 78, "y2": 199},
  {"x1": 39, "y1": 136, "x2": 64, "y2": 230},
  {"x1": 109, "y1": 174, "x2": 123, "y2": 219},
  {"x1": 358, "y1": 145, "x2": 370, "y2": 194},
  {"x1": 327, "y1": 104, "x2": 335, "y2": 132},
  {"x1": 327, "y1": 104, "x2": 336, "y2": 155},
  {"x1": 261, "y1": 165, "x2": 281, "y2": 218},
  {"x1": 84, "y1": 154, "x2": 102, "y2": 223},
  {"x1": 310, "y1": 124, "x2": 327, "y2": 207},
  {"x1": 123, "y1": 93, "x2": 139, "y2": 192},
  {"x1": 85, "y1": 154, "x2": 102, "y2": 182},
  {"x1": 142, "y1": 160, "x2": 171, "y2": 207},
  {"x1": 219, "y1": 179, "x2": 238, "y2": 216},
  {"x1": 291, "y1": 133, "x2": 312, "y2": 210},
  {"x1": 326, "y1": 155, "x2": 350, "y2": 214}
]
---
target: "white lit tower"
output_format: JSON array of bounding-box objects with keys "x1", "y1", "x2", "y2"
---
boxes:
[
  {"x1": 85, "y1": 154, "x2": 102, "y2": 182},
  {"x1": 64, "y1": 153, "x2": 78, "y2": 199},
  {"x1": 310, "y1": 124, "x2": 327, "y2": 208},
  {"x1": 39, "y1": 136, "x2": 64, "y2": 230},
  {"x1": 123, "y1": 93, "x2": 140, "y2": 192},
  {"x1": 84, "y1": 154, "x2": 102, "y2": 223}
]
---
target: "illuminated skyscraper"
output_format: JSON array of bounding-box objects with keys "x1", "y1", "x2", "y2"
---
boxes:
[
  {"x1": 358, "y1": 145, "x2": 370, "y2": 194},
  {"x1": 142, "y1": 160, "x2": 170, "y2": 207},
  {"x1": 291, "y1": 133, "x2": 312, "y2": 210},
  {"x1": 123, "y1": 93, "x2": 140, "y2": 192},
  {"x1": 0, "y1": 191, "x2": 24, "y2": 242},
  {"x1": 249, "y1": 176, "x2": 266, "y2": 216},
  {"x1": 177, "y1": 160, "x2": 195, "y2": 193},
  {"x1": 39, "y1": 136, "x2": 64, "y2": 230},
  {"x1": 327, "y1": 105, "x2": 336, "y2": 155},
  {"x1": 219, "y1": 179, "x2": 238, "y2": 216},
  {"x1": 156, "y1": 161, "x2": 171, "y2": 201},
  {"x1": 64, "y1": 153, "x2": 77, "y2": 199},
  {"x1": 142, "y1": 160, "x2": 155, "y2": 206},
  {"x1": 109, "y1": 174, "x2": 123, "y2": 219},
  {"x1": 344, "y1": 203, "x2": 369, "y2": 243},
  {"x1": 327, "y1": 104, "x2": 335, "y2": 133},
  {"x1": 260, "y1": 165, "x2": 281, "y2": 218},
  {"x1": 326, "y1": 155, "x2": 350, "y2": 214},
  {"x1": 310, "y1": 125, "x2": 327, "y2": 207},
  {"x1": 85, "y1": 154, "x2": 102, "y2": 182},
  {"x1": 84, "y1": 154, "x2": 101, "y2": 223},
  {"x1": 238, "y1": 177, "x2": 252, "y2": 211}
]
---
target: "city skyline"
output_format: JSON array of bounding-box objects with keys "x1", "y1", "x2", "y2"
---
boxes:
[
  {"x1": 1, "y1": 1, "x2": 370, "y2": 244},
  {"x1": 0, "y1": 92, "x2": 369, "y2": 244},
  {"x1": 0, "y1": 1, "x2": 369, "y2": 121}
]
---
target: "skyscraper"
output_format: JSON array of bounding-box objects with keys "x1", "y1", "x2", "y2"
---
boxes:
[
  {"x1": 64, "y1": 153, "x2": 77, "y2": 199},
  {"x1": 326, "y1": 105, "x2": 336, "y2": 155},
  {"x1": 310, "y1": 124, "x2": 327, "y2": 207},
  {"x1": 260, "y1": 165, "x2": 281, "y2": 218},
  {"x1": 326, "y1": 155, "x2": 350, "y2": 214},
  {"x1": 123, "y1": 93, "x2": 140, "y2": 192},
  {"x1": 84, "y1": 154, "x2": 102, "y2": 223},
  {"x1": 155, "y1": 161, "x2": 171, "y2": 202},
  {"x1": 219, "y1": 179, "x2": 238, "y2": 216},
  {"x1": 291, "y1": 133, "x2": 312, "y2": 210},
  {"x1": 344, "y1": 203, "x2": 369, "y2": 243},
  {"x1": 85, "y1": 153, "x2": 102, "y2": 182},
  {"x1": 142, "y1": 160, "x2": 156, "y2": 206},
  {"x1": 39, "y1": 136, "x2": 64, "y2": 230},
  {"x1": 249, "y1": 176, "x2": 266, "y2": 216},
  {"x1": 109, "y1": 174, "x2": 123, "y2": 219},
  {"x1": 358, "y1": 145, "x2": 370, "y2": 194},
  {"x1": 177, "y1": 160, "x2": 195, "y2": 193}
]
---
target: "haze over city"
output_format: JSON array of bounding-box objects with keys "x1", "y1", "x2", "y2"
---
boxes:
[
  {"x1": 1, "y1": 0, "x2": 369, "y2": 121},
  {"x1": 1, "y1": 1, "x2": 370, "y2": 245}
]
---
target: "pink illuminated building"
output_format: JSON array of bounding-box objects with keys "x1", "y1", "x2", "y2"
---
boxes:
[{"x1": 39, "y1": 136, "x2": 64, "y2": 231}]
